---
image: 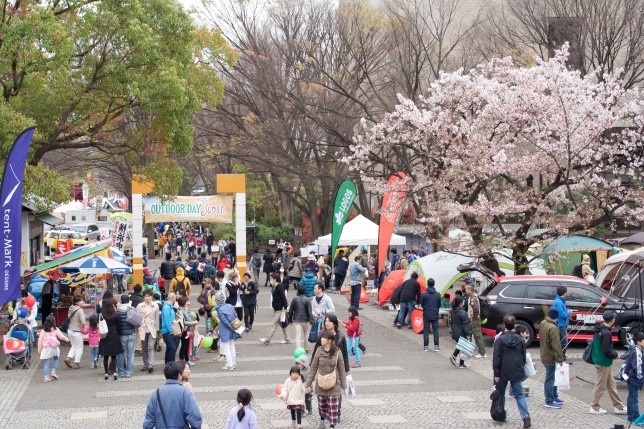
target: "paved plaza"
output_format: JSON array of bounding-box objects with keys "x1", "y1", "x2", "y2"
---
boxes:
[{"x1": 0, "y1": 263, "x2": 632, "y2": 428}]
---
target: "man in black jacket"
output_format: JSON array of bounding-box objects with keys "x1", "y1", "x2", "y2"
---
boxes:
[
  {"x1": 493, "y1": 315, "x2": 531, "y2": 428},
  {"x1": 420, "y1": 278, "x2": 441, "y2": 351},
  {"x1": 159, "y1": 253, "x2": 176, "y2": 298},
  {"x1": 259, "y1": 273, "x2": 291, "y2": 345},
  {"x1": 395, "y1": 272, "x2": 421, "y2": 329}
]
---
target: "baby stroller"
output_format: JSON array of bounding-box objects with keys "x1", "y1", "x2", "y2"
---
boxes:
[{"x1": 4, "y1": 323, "x2": 32, "y2": 370}]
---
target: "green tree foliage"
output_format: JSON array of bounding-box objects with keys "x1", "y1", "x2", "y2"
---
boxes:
[{"x1": 0, "y1": 0, "x2": 235, "y2": 206}]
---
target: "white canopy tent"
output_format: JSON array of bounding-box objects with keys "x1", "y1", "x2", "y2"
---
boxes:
[{"x1": 316, "y1": 215, "x2": 406, "y2": 246}]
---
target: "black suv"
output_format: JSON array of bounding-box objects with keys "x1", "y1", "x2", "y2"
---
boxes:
[{"x1": 458, "y1": 262, "x2": 641, "y2": 347}]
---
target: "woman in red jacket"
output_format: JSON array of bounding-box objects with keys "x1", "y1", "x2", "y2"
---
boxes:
[{"x1": 342, "y1": 306, "x2": 362, "y2": 368}]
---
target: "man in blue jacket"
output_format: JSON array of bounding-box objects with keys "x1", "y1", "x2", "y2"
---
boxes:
[
  {"x1": 420, "y1": 278, "x2": 441, "y2": 352},
  {"x1": 551, "y1": 286, "x2": 573, "y2": 361},
  {"x1": 143, "y1": 361, "x2": 202, "y2": 429},
  {"x1": 161, "y1": 293, "x2": 178, "y2": 364}
]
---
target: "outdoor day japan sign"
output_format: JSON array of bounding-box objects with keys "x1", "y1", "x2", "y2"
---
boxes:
[{"x1": 144, "y1": 195, "x2": 233, "y2": 223}]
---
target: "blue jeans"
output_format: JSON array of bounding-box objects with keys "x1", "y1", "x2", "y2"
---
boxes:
[
  {"x1": 90, "y1": 346, "x2": 99, "y2": 364},
  {"x1": 558, "y1": 326, "x2": 568, "y2": 358},
  {"x1": 628, "y1": 382, "x2": 640, "y2": 421},
  {"x1": 423, "y1": 320, "x2": 439, "y2": 347},
  {"x1": 163, "y1": 333, "x2": 178, "y2": 364},
  {"x1": 544, "y1": 364, "x2": 558, "y2": 403},
  {"x1": 43, "y1": 356, "x2": 58, "y2": 378},
  {"x1": 347, "y1": 337, "x2": 360, "y2": 364},
  {"x1": 350, "y1": 284, "x2": 361, "y2": 308},
  {"x1": 497, "y1": 379, "x2": 529, "y2": 419},
  {"x1": 116, "y1": 334, "x2": 136, "y2": 376},
  {"x1": 396, "y1": 302, "x2": 414, "y2": 326}
]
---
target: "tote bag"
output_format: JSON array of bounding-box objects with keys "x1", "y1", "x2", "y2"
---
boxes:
[
  {"x1": 455, "y1": 336, "x2": 475, "y2": 358},
  {"x1": 98, "y1": 315, "x2": 109, "y2": 339}
]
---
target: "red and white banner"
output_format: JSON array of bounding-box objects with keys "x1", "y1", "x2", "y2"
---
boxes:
[{"x1": 377, "y1": 173, "x2": 407, "y2": 276}]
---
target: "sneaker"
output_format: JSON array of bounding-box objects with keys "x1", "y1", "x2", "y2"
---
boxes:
[
  {"x1": 614, "y1": 407, "x2": 627, "y2": 415},
  {"x1": 104, "y1": 373, "x2": 109, "y2": 381},
  {"x1": 449, "y1": 355, "x2": 457, "y2": 367},
  {"x1": 280, "y1": 340, "x2": 292, "y2": 344},
  {"x1": 475, "y1": 354, "x2": 487, "y2": 359},
  {"x1": 43, "y1": 377, "x2": 50, "y2": 383},
  {"x1": 221, "y1": 365, "x2": 231, "y2": 371},
  {"x1": 523, "y1": 416, "x2": 531, "y2": 428},
  {"x1": 434, "y1": 345, "x2": 440, "y2": 352},
  {"x1": 589, "y1": 407, "x2": 607, "y2": 414},
  {"x1": 352, "y1": 363, "x2": 361, "y2": 368},
  {"x1": 50, "y1": 371, "x2": 58, "y2": 380},
  {"x1": 396, "y1": 324, "x2": 402, "y2": 329},
  {"x1": 125, "y1": 374, "x2": 132, "y2": 378},
  {"x1": 458, "y1": 363, "x2": 469, "y2": 369},
  {"x1": 544, "y1": 402, "x2": 561, "y2": 409},
  {"x1": 148, "y1": 367, "x2": 154, "y2": 373},
  {"x1": 216, "y1": 356, "x2": 227, "y2": 363},
  {"x1": 259, "y1": 338, "x2": 269, "y2": 345},
  {"x1": 423, "y1": 347, "x2": 429, "y2": 352},
  {"x1": 186, "y1": 361, "x2": 194, "y2": 366},
  {"x1": 114, "y1": 374, "x2": 118, "y2": 381},
  {"x1": 307, "y1": 410, "x2": 312, "y2": 416},
  {"x1": 553, "y1": 398, "x2": 564, "y2": 404}
]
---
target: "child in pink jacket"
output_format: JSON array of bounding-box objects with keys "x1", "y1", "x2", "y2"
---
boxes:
[
  {"x1": 38, "y1": 316, "x2": 70, "y2": 382},
  {"x1": 81, "y1": 315, "x2": 100, "y2": 368}
]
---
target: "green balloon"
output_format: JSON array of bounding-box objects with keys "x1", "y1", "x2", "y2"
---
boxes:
[
  {"x1": 201, "y1": 336, "x2": 214, "y2": 349},
  {"x1": 294, "y1": 347, "x2": 306, "y2": 359}
]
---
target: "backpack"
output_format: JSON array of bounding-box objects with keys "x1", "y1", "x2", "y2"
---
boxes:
[
  {"x1": 582, "y1": 338, "x2": 594, "y2": 364},
  {"x1": 252, "y1": 255, "x2": 262, "y2": 268},
  {"x1": 60, "y1": 308, "x2": 80, "y2": 334},
  {"x1": 356, "y1": 320, "x2": 364, "y2": 337},
  {"x1": 490, "y1": 386, "x2": 507, "y2": 422},
  {"x1": 126, "y1": 306, "x2": 143, "y2": 328},
  {"x1": 572, "y1": 264, "x2": 584, "y2": 279},
  {"x1": 173, "y1": 277, "x2": 189, "y2": 297},
  {"x1": 478, "y1": 297, "x2": 491, "y2": 320}
]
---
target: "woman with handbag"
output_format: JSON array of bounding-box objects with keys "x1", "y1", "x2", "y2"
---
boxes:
[
  {"x1": 98, "y1": 293, "x2": 123, "y2": 381},
  {"x1": 305, "y1": 331, "x2": 347, "y2": 429}
]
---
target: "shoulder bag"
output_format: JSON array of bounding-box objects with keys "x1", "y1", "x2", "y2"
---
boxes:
[
  {"x1": 98, "y1": 314, "x2": 109, "y2": 339},
  {"x1": 157, "y1": 389, "x2": 190, "y2": 429},
  {"x1": 317, "y1": 351, "x2": 341, "y2": 390}
]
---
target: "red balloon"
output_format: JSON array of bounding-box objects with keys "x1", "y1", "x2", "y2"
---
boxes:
[
  {"x1": 275, "y1": 384, "x2": 283, "y2": 396},
  {"x1": 25, "y1": 294, "x2": 36, "y2": 308}
]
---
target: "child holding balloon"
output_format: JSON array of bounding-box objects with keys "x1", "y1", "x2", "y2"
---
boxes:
[
  {"x1": 38, "y1": 316, "x2": 70, "y2": 382},
  {"x1": 279, "y1": 365, "x2": 310, "y2": 429},
  {"x1": 295, "y1": 352, "x2": 313, "y2": 416}
]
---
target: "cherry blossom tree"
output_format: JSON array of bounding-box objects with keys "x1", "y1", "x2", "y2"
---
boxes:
[{"x1": 347, "y1": 46, "x2": 643, "y2": 273}]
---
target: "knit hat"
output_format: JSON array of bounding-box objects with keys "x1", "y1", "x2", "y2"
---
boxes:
[
  {"x1": 547, "y1": 307, "x2": 559, "y2": 320},
  {"x1": 603, "y1": 310, "x2": 615, "y2": 322},
  {"x1": 215, "y1": 291, "x2": 226, "y2": 304}
]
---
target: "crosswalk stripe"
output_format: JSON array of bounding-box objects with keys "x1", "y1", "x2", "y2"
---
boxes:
[
  {"x1": 112, "y1": 366, "x2": 404, "y2": 383},
  {"x1": 96, "y1": 378, "x2": 424, "y2": 398},
  {"x1": 127, "y1": 352, "x2": 383, "y2": 366}
]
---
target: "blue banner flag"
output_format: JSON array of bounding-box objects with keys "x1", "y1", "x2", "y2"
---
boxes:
[{"x1": 0, "y1": 128, "x2": 35, "y2": 306}]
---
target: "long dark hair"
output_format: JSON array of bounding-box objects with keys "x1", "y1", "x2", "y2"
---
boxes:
[
  {"x1": 101, "y1": 296, "x2": 117, "y2": 319},
  {"x1": 348, "y1": 306, "x2": 359, "y2": 320},
  {"x1": 324, "y1": 314, "x2": 339, "y2": 333},
  {"x1": 321, "y1": 330, "x2": 338, "y2": 356},
  {"x1": 236, "y1": 388, "x2": 252, "y2": 422}
]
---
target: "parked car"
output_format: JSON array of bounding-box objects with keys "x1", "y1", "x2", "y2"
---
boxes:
[
  {"x1": 458, "y1": 262, "x2": 641, "y2": 347},
  {"x1": 43, "y1": 230, "x2": 89, "y2": 259},
  {"x1": 66, "y1": 223, "x2": 101, "y2": 241}
]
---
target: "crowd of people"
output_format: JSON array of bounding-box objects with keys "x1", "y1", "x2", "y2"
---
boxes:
[{"x1": 10, "y1": 237, "x2": 643, "y2": 428}]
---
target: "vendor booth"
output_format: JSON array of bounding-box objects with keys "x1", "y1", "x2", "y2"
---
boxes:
[{"x1": 316, "y1": 215, "x2": 406, "y2": 247}]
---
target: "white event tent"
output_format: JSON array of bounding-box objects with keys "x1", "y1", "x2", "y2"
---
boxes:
[{"x1": 316, "y1": 215, "x2": 406, "y2": 246}]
